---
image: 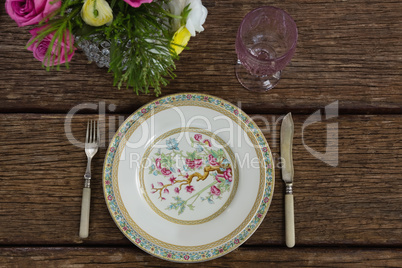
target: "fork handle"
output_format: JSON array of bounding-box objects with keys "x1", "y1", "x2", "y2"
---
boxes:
[
  {"x1": 285, "y1": 193, "x2": 295, "y2": 248},
  {"x1": 79, "y1": 187, "x2": 91, "y2": 239}
]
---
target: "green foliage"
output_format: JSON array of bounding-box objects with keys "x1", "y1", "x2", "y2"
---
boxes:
[
  {"x1": 27, "y1": 0, "x2": 181, "y2": 95},
  {"x1": 105, "y1": 1, "x2": 178, "y2": 95}
]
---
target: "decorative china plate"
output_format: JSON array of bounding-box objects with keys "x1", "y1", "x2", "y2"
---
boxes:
[{"x1": 103, "y1": 93, "x2": 274, "y2": 262}]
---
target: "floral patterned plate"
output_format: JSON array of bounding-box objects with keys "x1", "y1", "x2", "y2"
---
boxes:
[{"x1": 103, "y1": 93, "x2": 274, "y2": 262}]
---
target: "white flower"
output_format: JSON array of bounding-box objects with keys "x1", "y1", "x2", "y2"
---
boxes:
[
  {"x1": 81, "y1": 0, "x2": 113, "y2": 27},
  {"x1": 168, "y1": 0, "x2": 208, "y2": 37}
]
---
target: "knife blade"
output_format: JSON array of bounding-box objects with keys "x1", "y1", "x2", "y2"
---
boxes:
[{"x1": 280, "y1": 112, "x2": 295, "y2": 248}]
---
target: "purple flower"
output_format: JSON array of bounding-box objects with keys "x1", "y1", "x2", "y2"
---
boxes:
[
  {"x1": 123, "y1": 0, "x2": 152, "y2": 8},
  {"x1": 6, "y1": 0, "x2": 61, "y2": 27},
  {"x1": 27, "y1": 27, "x2": 76, "y2": 67}
]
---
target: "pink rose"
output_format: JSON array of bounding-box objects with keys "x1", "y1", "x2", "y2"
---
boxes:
[
  {"x1": 6, "y1": 0, "x2": 61, "y2": 27},
  {"x1": 161, "y1": 168, "x2": 172, "y2": 176},
  {"x1": 123, "y1": 0, "x2": 152, "y2": 8},
  {"x1": 186, "y1": 158, "x2": 195, "y2": 169},
  {"x1": 208, "y1": 155, "x2": 219, "y2": 166},
  {"x1": 186, "y1": 185, "x2": 195, "y2": 193},
  {"x1": 194, "y1": 134, "x2": 202, "y2": 141},
  {"x1": 27, "y1": 27, "x2": 75, "y2": 67},
  {"x1": 155, "y1": 158, "x2": 161, "y2": 170},
  {"x1": 211, "y1": 185, "x2": 221, "y2": 196},
  {"x1": 193, "y1": 159, "x2": 203, "y2": 169}
]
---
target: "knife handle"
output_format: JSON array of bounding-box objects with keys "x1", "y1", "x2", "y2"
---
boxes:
[
  {"x1": 79, "y1": 187, "x2": 91, "y2": 239},
  {"x1": 285, "y1": 192, "x2": 295, "y2": 248}
]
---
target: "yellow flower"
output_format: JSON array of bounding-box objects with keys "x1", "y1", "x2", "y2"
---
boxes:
[
  {"x1": 81, "y1": 0, "x2": 113, "y2": 27},
  {"x1": 171, "y1": 26, "x2": 191, "y2": 55}
]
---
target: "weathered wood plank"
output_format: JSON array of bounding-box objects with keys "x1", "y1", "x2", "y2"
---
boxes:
[
  {"x1": 0, "y1": 0, "x2": 401, "y2": 114},
  {"x1": 0, "y1": 247, "x2": 401, "y2": 267},
  {"x1": 0, "y1": 114, "x2": 401, "y2": 246}
]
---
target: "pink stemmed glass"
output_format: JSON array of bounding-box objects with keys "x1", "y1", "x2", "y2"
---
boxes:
[{"x1": 235, "y1": 6, "x2": 298, "y2": 91}]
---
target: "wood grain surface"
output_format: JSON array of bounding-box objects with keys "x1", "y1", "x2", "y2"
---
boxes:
[
  {"x1": 1, "y1": 0, "x2": 402, "y2": 114},
  {"x1": 0, "y1": 114, "x2": 401, "y2": 247},
  {"x1": 1, "y1": 247, "x2": 402, "y2": 267},
  {"x1": 1, "y1": 0, "x2": 402, "y2": 266}
]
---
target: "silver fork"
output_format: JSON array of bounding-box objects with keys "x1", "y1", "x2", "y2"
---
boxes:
[{"x1": 79, "y1": 120, "x2": 99, "y2": 239}]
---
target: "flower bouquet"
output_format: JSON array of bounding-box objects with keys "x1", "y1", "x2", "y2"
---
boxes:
[{"x1": 5, "y1": 0, "x2": 208, "y2": 95}]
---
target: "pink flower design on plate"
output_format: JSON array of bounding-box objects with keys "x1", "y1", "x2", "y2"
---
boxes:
[
  {"x1": 193, "y1": 159, "x2": 203, "y2": 169},
  {"x1": 194, "y1": 134, "x2": 202, "y2": 141},
  {"x1": 186, "y1": 158, "x2": 195, "y2": 169},
  {"x1": 161, "y1": 168, "x2": 172, "y2": 176},
  {"x1": 169, "y1": 176, "x2": 176, "y2": 184},
  {"x1": 155, "y1": 158, "x2": 162, "y2": 170},
  {"x1": 174, "y1": 187, "x2": 180, "y2": 194},
  {"x1": 203, "y1": 139, "x2": 212, "y2": 147},
  {"x1": 163, "y1": 188, "x2": 169, "y2": 194},
  {"x1": 223, "y1": 168, "x2": 232, "y2": 182},
  {"x1": 208, "y1": 154, "x2": 219, "y2": 166},
  {"x1": 216, "y1": 168, "x2": 233, "y2": 183},
  {"x1": 186, "y1": 185, "x2": 195, "y2": 193},
  {"x1": 211, "y1": 185, "x2": 221, "y2": 196}
]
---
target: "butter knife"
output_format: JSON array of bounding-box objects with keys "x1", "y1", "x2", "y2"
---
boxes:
[{"x1": 281, "y1": 113, "x2": 295, "y2": 248}]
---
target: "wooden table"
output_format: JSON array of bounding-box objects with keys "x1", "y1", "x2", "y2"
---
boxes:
[{"x1": 1, "y1": 0, "x2": 401, "y2": 266}]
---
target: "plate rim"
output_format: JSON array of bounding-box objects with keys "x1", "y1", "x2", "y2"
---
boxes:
[{"x1": 103, "y1": 93, "x2": 275, "y2": 263}]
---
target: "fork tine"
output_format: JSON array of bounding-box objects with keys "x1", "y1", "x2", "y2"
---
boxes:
[
  {"x1": 86, "y1": 121, "x2": 90, "y2": 144},
  {"x1": 93, "y1": 120, "x2": 97, "y2": 143},
  {"x1": 90, "y1": 120, "x2": 94, "y2": 143}
]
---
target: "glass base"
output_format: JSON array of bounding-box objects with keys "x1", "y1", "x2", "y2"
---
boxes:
[{"x1": 235, "y1": 60, "x2": 281, "y2": 91}]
